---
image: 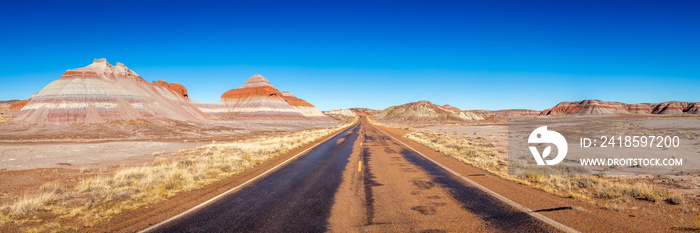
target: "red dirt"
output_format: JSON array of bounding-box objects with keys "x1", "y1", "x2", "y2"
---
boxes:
[
  {"x1": 152, "y1": 80, "x2": 188, "y2": 98},
  {"x1": 281, "y1": 91, "x2": 315, "y2": 107},
  {"x1": 437, "y1": 104, "x2": 461, "y2": 113},
  {"x1": 9, "y1": 99, "x2": 30, "y2": 111},
  {"x1": 221, "y1": 85, "x2": 283, "y2": 100}
]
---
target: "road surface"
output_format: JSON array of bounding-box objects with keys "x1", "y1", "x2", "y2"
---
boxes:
[{"x1": 148, "y1": 117, "x2": 560, "y2": 232}]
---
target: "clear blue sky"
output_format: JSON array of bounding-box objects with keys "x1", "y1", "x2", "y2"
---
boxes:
[{"x1": 1, "y1": 1, "x2": 698, "y2": 111}]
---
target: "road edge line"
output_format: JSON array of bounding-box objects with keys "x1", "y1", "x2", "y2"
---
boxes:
[
  {"x1": 373, "y1": 125, "x2": 580, "y2": 233},
  {"x1": 138, "y1": 122, "x2": 357, "y2": 233}
]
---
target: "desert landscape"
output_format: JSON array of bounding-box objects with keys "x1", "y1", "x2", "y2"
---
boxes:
[
  {"x1": 0, "y1": 59, "x2": 349, "y2": 231},
  {"x1": 370, "y1": 100, "x2": 700, "y2": 230},
  {"x1": 2, "y1": 1, "x2": 699, "y2": 232},
  {"x1": 2, "y1": 69, "x2": 699, "y2": 231}
]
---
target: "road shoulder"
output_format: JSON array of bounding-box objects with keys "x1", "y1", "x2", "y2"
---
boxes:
[{"x1": 374, "y1": 124, "x2": 685, "y2": 233}]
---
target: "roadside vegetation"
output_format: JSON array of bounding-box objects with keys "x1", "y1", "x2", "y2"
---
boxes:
[
  {"x1": 369, "y1": 119, "x2": 684, "y2": 208},
  {"x1": 0, "y1": 106, "x2": 10, "y2": 123},
  {"x1": 0, "y1": 118, "x2": 356, "y2": 232}
]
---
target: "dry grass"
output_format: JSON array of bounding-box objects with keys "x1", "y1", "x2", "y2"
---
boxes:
[
  {"x1": 400, "y1": 128, "x2": 684, "y2": 208},
  {"x1": 0, "y1": 118, "x2": 356, "y2": 232},
  {"x1": 0, "y1": 113, "x2": 9, "y2": 123}
]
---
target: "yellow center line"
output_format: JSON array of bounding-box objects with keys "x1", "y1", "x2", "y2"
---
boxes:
[{"x1": 358, "y1": 161, "x2": 362, "y2": 172}]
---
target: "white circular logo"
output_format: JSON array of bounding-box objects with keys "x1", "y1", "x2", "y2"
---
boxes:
[{"x1": 528, "y1": 126, "x2": 568, "y2": 165}]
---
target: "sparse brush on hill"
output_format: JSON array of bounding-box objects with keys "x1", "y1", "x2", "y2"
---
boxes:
[
  {"x1": 0, "y1": 118, "x2": 356, "y2": 232},
  {"x1": 400, "y1": 128, "x2": 684, "y2": 207}
]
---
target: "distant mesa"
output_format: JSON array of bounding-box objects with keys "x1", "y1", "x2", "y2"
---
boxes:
[
  {"x1": 195, "y1": 74, "x2": 333, "y2": 121},
  {"x1": 471, "y1": 109, "x2": 540, "y2": 119},
  {"x1": 0, "y1": 100, "x2": 20, "y2": 108},
  {"x1": 323, "y1": 109, "x2": 356, "y2": 121},
  {"x1": 540, "y1": 99, "x2": 700, "y2": 116},
  {"x1": 348, "y1": 108, "x2": 379, "y2": 115},
  {"x1": 9, "y1": 58, "x2": 208, "y2": 124},
  {"x1": 324, "y1": 109, "x2": 356, "y2": 117},
  {"x1": 375, "y1": 100, "x2": 483, "y2": 123}
]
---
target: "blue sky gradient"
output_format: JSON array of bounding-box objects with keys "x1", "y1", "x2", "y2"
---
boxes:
[{"x1": 1, "y1": 1, "x2": 698, "y2": 110}]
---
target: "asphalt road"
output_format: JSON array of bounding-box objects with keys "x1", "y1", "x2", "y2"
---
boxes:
[{"x1": 149, "y1": 117, "x2": 560, "y2": 232}]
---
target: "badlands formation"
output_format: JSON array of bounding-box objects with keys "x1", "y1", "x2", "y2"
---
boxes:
[
  {"x1": 0, "y1": 59, "x2": 339, "y2": 171},
  {"x1": 218, "y1": 74, "x2": 304, "y2": 119},
  {"x1": 8, "y1": 99, "x2": 29, "y2": 112},
  {"x1": 348, "y1": 108, "x2": 379, "y2": 115},
  {"x1": 323, "y1": 109, "x2": 356, "y2": 117},
  {"x1": 375, "y1": 100, "x2": 483, "y2": 123},
  {"x1": 6, "y1": 60, "x2": 698, "y2": 126},
  {"x1": 540, "y1": 99, "x2": 700, "y2": 116},
  {"x1": 281, "y1": 91, "x2": 326, "y2": 117},
  {"x1": 151, "y1": 80, "x2": 189, "y2": 98},
  {"x1": 194, "y1": 74, "x2": 332, "y2": 121},
  {"x1": 323, "y1": 109, "x2": 357, "y2": 121},
  {"x1": 471, "y1": 109, "x2": 540, "y2": 119},
  {"x1": 9, "y1": 59, "x2": 207, "y2": 124},
  {"x1": 5, "y1": 59, "x2": 333, "y2": 126},
  {"x1": 373, "y1": 99, "x2": 700, "y2": 124}
]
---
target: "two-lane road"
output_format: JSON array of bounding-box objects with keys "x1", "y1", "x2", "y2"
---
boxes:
[{"x1": 147, "y1": 117, "x2": 561, "y2": 232}]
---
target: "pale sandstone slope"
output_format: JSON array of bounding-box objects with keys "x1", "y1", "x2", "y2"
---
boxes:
[
  {"x1": 10, "y1": 59, "x2": 207, "y2": 124},
  {"x1": 375, "y1": 101, "x2": 483, "y2": 123},
  {"x1": 194, "y1": 74, "x2": 333, "y2": 122}
]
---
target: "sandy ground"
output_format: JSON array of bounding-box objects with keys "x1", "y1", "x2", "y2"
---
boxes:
[
  {"x1": 0, "y1": 118, "x2": 340, "y2": 171},
  {"x1": 0, "y1": 141, "x2": 206, "y2": 171},
  {"x1": 0, "y1": 140, "x2": 207, "y2": 206},
  {"x1": 418, "y1": 123, "x2": 509, "y2": 157},
  {"x1": 0, "y1": 119, "x2": 341, "y2": 208},
  {"x1": 405, "y1": 120, "x2": 700, "y2": 214}
]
